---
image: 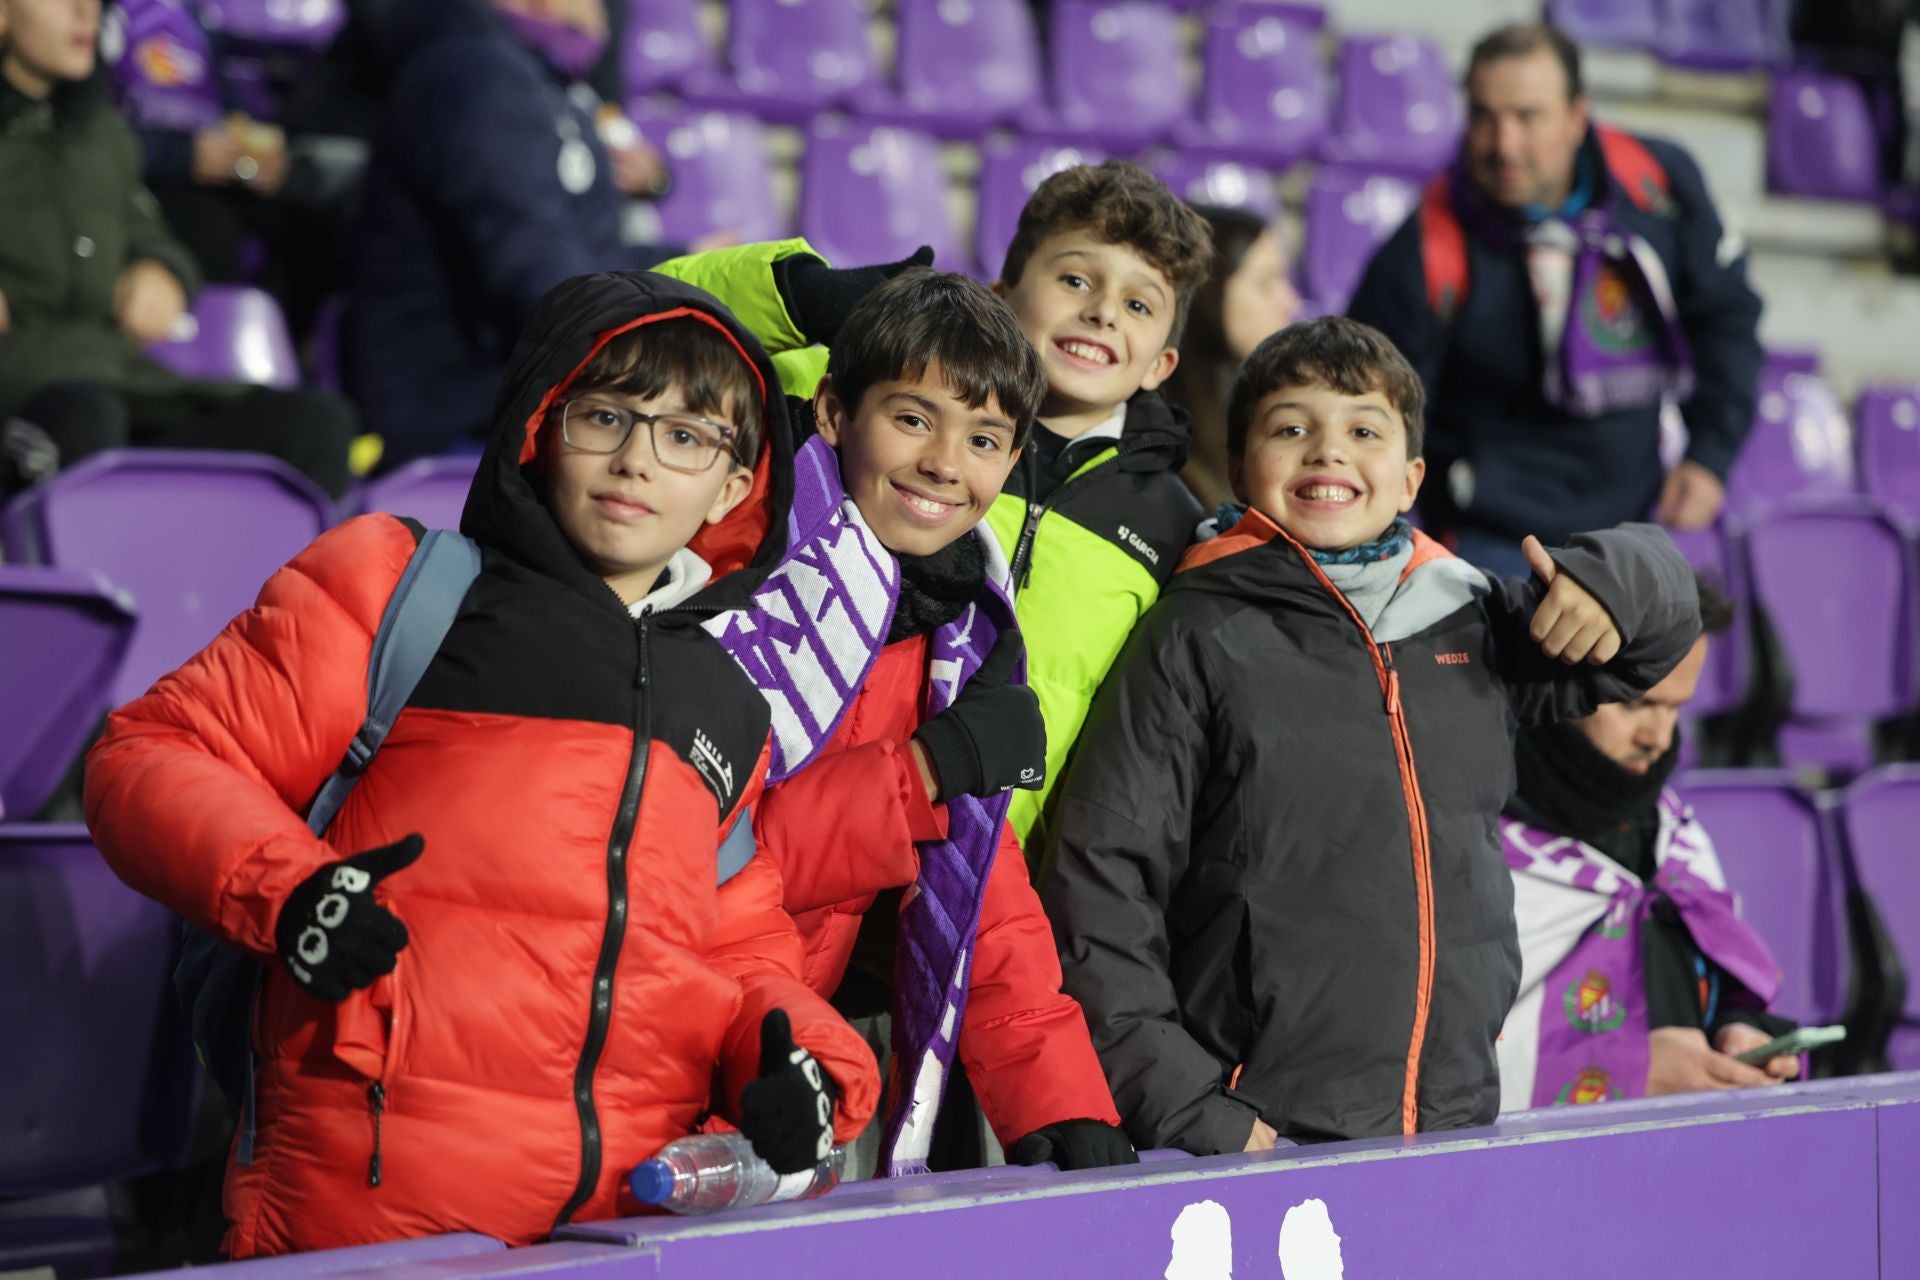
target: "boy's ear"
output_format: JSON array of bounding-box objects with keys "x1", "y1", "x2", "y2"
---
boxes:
[
  {"x1": 1398, "y1": 456, "x2": 1427, "y2": 514},
  {"x1": 705, "y1": 464, "x2": 755, "y2": 525},
  {"x1": 1138, "y1": 346, "x2": 1180, "y2": 394},
  {"x1": 812, "y1": 376, "x2": 845, "y2": 448}
]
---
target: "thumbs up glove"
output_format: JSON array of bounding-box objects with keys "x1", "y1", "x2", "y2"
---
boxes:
[
  {"x1": 275, "y1": 834, "x2": 423, "y2": 1001},
  {"x1": 739, "y1": 1009, "x2": 839, "y2": 1175},
  {"x1": 912, "y1": 631, "x2": 1047, "y2": 803}
]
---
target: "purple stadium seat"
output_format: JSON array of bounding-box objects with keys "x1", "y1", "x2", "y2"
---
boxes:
[
  {"x1": 974, "y1": 140, "x2": 1105, "y2": 280},
  {"x1": 174, "y1": 1233, "x2": 508, "y2": 1278},
  {"x1": 1173, "y1": 2, "x2": 1330, "y2": 167},
  {"x1": 1857, "y1": 383, "x2": 1920, "y2": 518},
  {"x1": 1675, "y1": 771, "x2": 1844, "y2": 1026},
  {"x1": 143, "y1": 284, "x2": 299, "y2": 389},
  {"x1": 619, "y1": 0, "x2": 715, "y2": 95},
  {"x1": 1301, "y1": 166, "x2": 1417, "y2": 312},
  {"x1": 886, "y1": 0, "x2": 1043, "y2": 136},
  {"x1": 1841, "y1": 766, "x2": 1920, "y2": 1068},
  {"x1": 1743, "y1": 497, "x2": 1917, "y2": 774},
  {"x1": 353, "y1": 455, "x2": 481, "y2": 532},
  {"x1": 631, "y1": 107, "x2": 787, "y2": 245},
  {"x1": 1, "y1": 450, "x2": 336, "y2": 708},
  {"x1": 1151, "y1": 154, "x2": 1282, "y2": 220},
  {"x1": 684, "y1": 0, "x2": 875, "y2": 123},
  {"x1": 1319, "y1": 34, "x2": 1461, "y2": 177},
  {"x1": 1034, "y1": 0, "x2": 1192, "y2": 150},
  {"x1": 0, "y1": 568, "x2": 135, "y2": 822},
  {"x1": 1547, "y1": 0, "x2": 1661, "y2": 51},
  {"x1": 196, "y1": 0, "x2": 345, "y2": 52},
  {"x1": 1664, "y1": 523, "x2": 1748, "y2": 718},
  {"x1": 1656, "y1": 0, "x2": 1772, "y2": 70},
  {"x1": 1725, "y1": 366, "x2": 1856, "y2": 516},
  {"x1": 798, "y1": 118, "x2": 964, "y2": 272},
  {"x1": 1768, "y1": 71, "x2": 1885, "y2": 203}
]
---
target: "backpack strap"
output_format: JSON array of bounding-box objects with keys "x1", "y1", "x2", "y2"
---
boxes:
[
  {"x1": 1418, "y1": 173, "x2": 1467, "y2": 323},
  {"x1": 716, "y1": 810, "x2": 755, "y2": 887},
  {"x1": 1594, "y1": 124, "x2": 1671, "y2": 214}
]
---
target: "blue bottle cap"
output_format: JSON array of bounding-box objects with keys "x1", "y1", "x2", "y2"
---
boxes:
[{"x1": 628, "y1": 1159, "x2": 675, "y2": 1205}]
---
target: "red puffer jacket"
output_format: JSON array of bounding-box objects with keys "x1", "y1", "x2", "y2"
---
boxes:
[
  {"x1": 752, "y1": 630, "x2": 1119, "y2": 1146},
  {"x1": 85, "y1": 272, "x2": 878, "y2": 1255}
]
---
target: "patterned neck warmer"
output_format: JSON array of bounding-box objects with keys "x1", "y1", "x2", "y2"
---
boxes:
[{"x1": 1308, "y1": 516, "x2": 1413, "y2": 565}]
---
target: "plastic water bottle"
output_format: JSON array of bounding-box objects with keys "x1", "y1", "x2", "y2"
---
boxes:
[{"x1": 629, "y1": 1133, "x2": 846, "y2": 1214}]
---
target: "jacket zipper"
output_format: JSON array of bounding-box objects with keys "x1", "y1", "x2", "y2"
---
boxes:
[
  {"x1": 1286, "y1": 540, "x2": 1437, "y2": 1137},
  {"x1": 367, "y1": 1083, "x2": 386, "y2": 1187},
  {"x1": 552, "y1": 613, "x2": 654, "y2": 1228},
  {"x1": 1008, "y1": 457, "x2": 1114, "y2": 591}
]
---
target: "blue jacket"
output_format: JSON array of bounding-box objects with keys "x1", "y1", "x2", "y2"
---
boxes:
[
  {"x1": 346, "y1": 0, "x2": 673, "y2": 464},
  {"x1": 1347, "y1": 129, "x2": 1764, "y2": 545}
]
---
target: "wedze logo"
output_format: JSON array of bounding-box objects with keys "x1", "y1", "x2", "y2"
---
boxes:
[
  {"x1": 1434, "y1": 652, "x2": 1471, "y2": 666},
  {"x1": 1116, "y1": 525, "x2": 1160, "y2": 566}
]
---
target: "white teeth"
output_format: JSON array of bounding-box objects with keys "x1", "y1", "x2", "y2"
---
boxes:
[
  {"x1": 1300, "y1": 484, "x2": 1356, "y2": 501},
  {"x1": 904, "y1": 493, "x2": 953, "y2": 516},
  {"x1": 1061, "y1": 340, "x2": 1114, "y2": 365}
]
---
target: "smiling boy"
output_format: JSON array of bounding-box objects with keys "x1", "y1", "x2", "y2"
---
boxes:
[{"x1": 1043, "y1": 316, "x2": 1702, "y2": 1154}]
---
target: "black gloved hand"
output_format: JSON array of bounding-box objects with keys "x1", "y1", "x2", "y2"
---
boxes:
[
  {"x1": 275, "y1": 834, "x2": 422, "y2": 1001},
  {"x1": 739, "y1": 1009, "x2": 839, "y2": 1175},
  {"x1": 1009, "y1": 1118, "x2": 1138, "y2": 1171},
  {"x1": 774, "y1": 245, "x2": 937, "y2": 346},
  {"x1": 912, "y1": 631, "x2": 1046, "y2": 803}
]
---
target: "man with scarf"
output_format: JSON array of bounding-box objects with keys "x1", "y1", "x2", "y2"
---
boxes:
[
  {"x1": 1497, "y1": 576, "x2": 1801, "y2": 1108},
  {"x1": 1348, "y1": 22, "x2": 1763, "y2": 579}
]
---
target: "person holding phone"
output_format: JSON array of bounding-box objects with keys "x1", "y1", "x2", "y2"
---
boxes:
[{"x1": 1496, "y1": 574, "x2": 1803, "y2": 1107}]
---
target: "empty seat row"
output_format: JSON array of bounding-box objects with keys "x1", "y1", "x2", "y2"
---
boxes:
[
  {"x1": 1547, "y1": 0, "x2": 1791, "y2": 69},
  {"x1": 1725, "y1": 364, "x2": 1920, "y2": 523}
]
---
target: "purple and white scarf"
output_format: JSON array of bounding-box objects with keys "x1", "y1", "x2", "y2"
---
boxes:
[{"x1": 705, "y1": 435, "x2": 1020, "y2": 1174}]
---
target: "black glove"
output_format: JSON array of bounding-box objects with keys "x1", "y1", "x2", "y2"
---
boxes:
[
  {"x1": 912, "y1": 631, "x2": 1046, "y2": 803},
  {"x1": 739, "y1": 1009, "x2": 838, "y2": 1175},
  {"x1": 773, "y1": 246, "x2": 937, "y2": 346},
  {"x1": 275, "y1": 834, "x2": 422, "y2": 1001},
  {"x1": 1009, "y1": 1119, "x2": 1138, "y2": 1171}
]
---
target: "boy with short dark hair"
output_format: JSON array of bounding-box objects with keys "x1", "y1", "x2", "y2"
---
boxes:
[
  {"x1": 85, "y1": 270, "x2": 878, "y2": 1253},
  {"x1": 1044, "y1": 315, "x2": 1702, "y2": 1155}
]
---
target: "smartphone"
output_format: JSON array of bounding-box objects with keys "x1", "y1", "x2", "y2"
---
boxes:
[{"x1": 1731, "y1": 1024, "x2": 1847, "y2": 1066}]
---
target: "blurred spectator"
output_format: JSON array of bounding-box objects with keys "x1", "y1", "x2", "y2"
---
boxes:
[
  {"x1": 0, "y1": 0, "x2": 355, "y2": 496},
  {"x1": 1498, "y1": 577, "x2": 1801, "y2": 1108},
  {"x1": 1349, "y1": 23, "x2": 1763, "y2": 577},
  {"x1": 1161, "y1": 205, "x2": 1302, "y2": 512},
  {"x1": 345, "y1": 0, "x2": 682, "y2": 467}
]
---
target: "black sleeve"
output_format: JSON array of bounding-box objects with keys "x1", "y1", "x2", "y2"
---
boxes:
[
  {"x1": 1485, "y1": 522, "x2": 1702, "y2": 726},
  {"x1": 138, "y1": 126, "x2": 196, "y2": 185},
  {"x1": 1651, "y1": 139, "x2": 1765, "y2": 480},
  {"x1": 1042, "y1": 602, "x2": 1260, "y2": 1156},
  {"x1": 1344, "y1": 216, "x2": 1445, "y2": 394},
  {"x1": 1643, "y1": 904, "x2": 1706, "y2": 1028}
]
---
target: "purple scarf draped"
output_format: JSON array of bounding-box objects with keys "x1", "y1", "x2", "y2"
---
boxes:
[
  {"x1": 1503, "y1": 791, "x2": 1782, "y2": 1106},
  {"x1": 1448, "y1": 161, "x2": 1695, "y2": 418},
  {"x1": 105, "y1": 0, "x2": 223, "y2": 131},
  {"x1": 705, "y1": 435, "x2": 1020, "y2": 1174}
]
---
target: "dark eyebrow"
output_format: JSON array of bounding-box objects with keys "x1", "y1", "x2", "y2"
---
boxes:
[{"x1": 882, "y1": 391, "x2": 944, "y2": 415}]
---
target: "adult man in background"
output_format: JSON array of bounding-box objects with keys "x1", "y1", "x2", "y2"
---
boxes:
[{"x1": 1349, "y1": 23, "x2": 1763, "y2": 577}]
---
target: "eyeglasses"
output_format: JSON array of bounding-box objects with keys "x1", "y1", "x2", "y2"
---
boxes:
[{"x1": 558, "y1": 398, "x2": 741, "y2": 474}]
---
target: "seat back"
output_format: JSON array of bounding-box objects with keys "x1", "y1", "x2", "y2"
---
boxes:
[
  {"x1": 1196, "y1": 2, "x2": 1330, "y2": 164},
  {"x1": 0, "y1": 824, "x2": 200, "y2": 1195},
  {"x1": 893, "y1": 0, "x2": 1043, "y2": 130},
  {"x1": 1664, "y1": 522, "x2": 1747, "y2": 719},
  {"x1": 1301, "y1": 166, "x2": 1416, "y2": 311},
  {"x1": 354, "y1": 455, "x2": 482, "y2": 533},
  {"x1": 1767, "y1": 70, "x2": 1885, "y2": 202},
  {"x1": 726, "y1": 0, "x2": 875, "y2": 115},
  {"x1": 1657, "y1": 0, "x2": 1772, "y2": 69},
  {"x1": 1546, "y1": 0, "x2": 1661, "y2": 50},
  {"x1": 1676, "y1": 772, "x2": 1842, "y2": 1025},
  {"x1": 143, "y1": 284, "x2": 300, "y2": 389},
  {"x1": 1857, "y1": 383, "x2": 1920, "y2": 519},
  {"x1": 1726, "y1": 366, "x2": 1856, "y2": 516},
  {"x1": 1321, "y1": 33, "x2": 1460, "y2": 174},
  {"x1": 799, "y1": 118, "x2": 962, "y2": 270},
  {"x1": 633, "y1": 107, "x2": 787, "y2": 246},
  {"x1": 1047, "y1": 0, "x2": 1191, "y2": 146},
  {"x1": 1152, "y1": 154, "x2": 1281, "y2": 220},
  {"x1": 620, "y1": 0, "x2": 715, "y2": 94},
  {"x1": 0, "y1": 568, "x2": 136, "y2": 821},
  {"x1": 974, "y1": 140, "x2": 1106, "y2": 280},
  {"x1": 3, "y1": 450, "x2": 336, "y2": 708},
  {"x1": 1841, "y1": 767, "x2": 1920, "y2": 1055},
  {"x1": 196, "y1": 0, "x2": 345, "y2": 51}
]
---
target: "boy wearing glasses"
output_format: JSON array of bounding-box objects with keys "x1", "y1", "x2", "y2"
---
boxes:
[{"x1": 85, "y1": 271, "x2": 881, "y2": 1254}]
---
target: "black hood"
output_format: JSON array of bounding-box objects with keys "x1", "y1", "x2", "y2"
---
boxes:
[
  {"x1": 459, "y1": 269, "x2": 795, "y2": 614},
  {"x1": 1116, "y1": 389, "x2": 1195, "y2": 473}
]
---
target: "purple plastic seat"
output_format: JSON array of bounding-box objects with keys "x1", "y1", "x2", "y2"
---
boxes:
[
  {"x1": 2, "y1": 450, "x2": 335, "y2": 708},
  {"x1": 143, "y1": 284, "x2": 299, "y2": 389},
  {"x1": 1656, "y1": 0, "x2": 1771, "y2": 70},
  {"x1": 1664, "y1": 522, "x2": 1748, "y2": 718},
  {"x1": 1032, "y1": 0, "x2": 1191, "y2": 150},
  {"x1": 1547, "y1": 0, "x2": 1661, "y2": 51},
  {"x1": 0, "y1": 568, "x2": 135, "y2": 822},
  {"x1": 197, "y1": 0, "x2": 346, "y2": 52},
  {"x1": 1768, "y1": 71, "x2": 1885, "y2": 203},
  {"x1": 1172, "y1": 2, "x2": 1329, "y2": 166},
  {"x1": 1857, "y1": 383, "x2": 1920, "y2": 518},
  {"x1": 684, "y1": 0, "x2": 875, "y2": 123},
  {"x1": 1319, "y1": 34, "x2": 1461, "y2": 177},
  {"x1": 1301, "y1": 166, "x2": 1417, "y2": 312},
  {"x1": 619, "y1": 0, "x2": 715, "y2": 95},
  {"x1": 630, "y1": 107, "x2": 787, "y2": 245},
  {"x1": 1675, "y1": 772, "x2": 1843, "y2": 1025},
  {"x1": 974, "y1": 140, "x2": 1106, "y2": 280},
  {"x1": 1744, "y1": 498, "x2": 1917, "y2": 775},
  {"x1": 353, "y1": 455, "x2": 481, "y2": 532},
  {"x1": 174, "y1": 1232, "x2": 508, "y2": 1278},
  {"x1": 1841, "y1": 766, "x2": 1920, "y2": 1069},
  {"x1": 1151, "y1": 154, "x2": 1282, "y2": 220},
  {"x1": 798, "y1": 118, "x2": 964, "y2": 272},
  {"x1": 1725, "y1": 367, "x2": 1856, "y2": 517},
  {"x1": 885, "y1": 0, "x2": 1043, "y2": 136}
]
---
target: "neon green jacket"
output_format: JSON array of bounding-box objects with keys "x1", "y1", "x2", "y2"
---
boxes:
[{"x1": 655, "y1": 240, "x2": 1202, "y2": 872}]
